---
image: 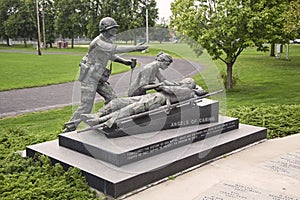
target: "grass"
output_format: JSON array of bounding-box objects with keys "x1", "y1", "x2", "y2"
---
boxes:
[
  {"x1": 222, "y1": 45, "x2": 300, "y2": 108},
  {"x1": 1, "y1": 42, "x2": 299, "y2": 114},
  {"x1": 0, "y1": 43, "x2": 299, "y2": 199},
  {"x1": 0, "y1": 52, "x2": 80, "y2": 91},
  {"x1": 0, "y1": 50, "x2": 132, "y2": 91},
  {"x1": 0, "y1": 42, "x2": 201, "y2": 91}
]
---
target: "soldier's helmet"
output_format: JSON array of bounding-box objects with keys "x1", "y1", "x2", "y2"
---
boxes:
[
  {"x1": 99, "y1": 17, "x2": 119, "y2": 33},
  {"x1": 156, "y1": 52, "x2": 173, "y2": 64}
]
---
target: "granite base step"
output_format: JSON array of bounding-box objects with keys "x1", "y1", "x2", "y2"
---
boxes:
[
  {"x1": 26, "y1": 123, "x2": 267, "y2": 198},
  {"x1": 59, "y1": 116, "x2": 239, "y2": 166}
]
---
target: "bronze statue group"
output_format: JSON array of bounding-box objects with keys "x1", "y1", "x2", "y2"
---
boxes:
[{"x1": 63, "y1": 17, "x2": 207, "y2": 133}]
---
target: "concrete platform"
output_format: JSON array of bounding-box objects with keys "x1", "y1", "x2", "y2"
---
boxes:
[
  {"x1": 26, "y1": 123, "x2": 266, "y2": 198},
  {"x1": 124, "y1": 133, "x2": 300, "y2": 200}
]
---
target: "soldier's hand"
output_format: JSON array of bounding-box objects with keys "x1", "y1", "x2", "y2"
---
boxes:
[
  {"x1": 130, "y1": 58, "x2": 137, "y2": 69},
  {"x1": 125, "y1": 60, "x2": 131, "y2": 66}
]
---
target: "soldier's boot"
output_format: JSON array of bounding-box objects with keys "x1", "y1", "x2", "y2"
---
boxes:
[
  {"x1": 62, "y1": 119, "x2": 81, "y2": 133},
  {"x1": 62, "y1": 122, "x2": 77, "y2": 133}
]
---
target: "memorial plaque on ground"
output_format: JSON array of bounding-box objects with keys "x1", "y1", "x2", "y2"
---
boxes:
[
  {"x1": 196, "y1": 181, "x2": 300, "y2": 200},
  {"x1": 263, "y1": 150, "x2": 300, "y2": 180}
]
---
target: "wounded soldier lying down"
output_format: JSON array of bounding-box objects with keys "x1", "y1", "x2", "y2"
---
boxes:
[{"x1": 80, "y1": 78, "x2": 207, "y2": 128}]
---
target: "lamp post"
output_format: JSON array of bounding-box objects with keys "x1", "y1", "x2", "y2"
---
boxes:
[
  {"x1": 146, "y1": 0, "x2": 149, "y2": 44},
  {"x1": 42, "y1": 0, "x2": 46, "y2": 49},
  {"x1": 35, "y1": 0, "x2": 42, "y2": 55}
]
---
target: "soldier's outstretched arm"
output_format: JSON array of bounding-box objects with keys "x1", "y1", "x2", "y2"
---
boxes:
[{"x1": 115, "y1": 44, "x2": 148, "y2": 54}]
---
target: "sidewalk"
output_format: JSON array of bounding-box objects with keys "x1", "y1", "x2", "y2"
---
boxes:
[
  {"x1": 124, "y1": 134, "x2": 300, "y2": 200},
  {"x1": 0, "y1": 55, "x2": 205, "y2": 118}
]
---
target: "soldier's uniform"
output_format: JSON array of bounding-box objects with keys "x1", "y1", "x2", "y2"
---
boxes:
[
  {"x1": 63, "y1": 17, "x2": 148, "y2": 132},
  {"x1": 64, "y1": 17, "x2": 119, "y2": 132},
  {"x1": 128, "y1": 52, "x2": 173, "y2": 97},
  {"x1": 82, "y1": 78, "x2": 207, "y2": 128}
]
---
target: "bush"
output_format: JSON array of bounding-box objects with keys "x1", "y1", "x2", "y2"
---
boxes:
[
  {"x1": 227, "y1": 104, "x2": 300, "y2": 138},
  {"x1": 0, "y1": 110, "x2": 103, "y2": 200},
  {"x1": 0, "y1": 152, "x2": 102, "y2": 200}
]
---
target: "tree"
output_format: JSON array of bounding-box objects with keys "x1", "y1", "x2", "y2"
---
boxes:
[
  {"x1": 1, "y1": 0, "x2": 36, "y2": 46},
  {"x1": 283, "y1": 0, "x2": 300, "y2": 39},
  {"x1": 85, "y1": 0, "x2": 134, "y2": 38},
  {"x1": 131, "y1": 0, "x2": 158, "y2": 44},
  {"x1": 41, "y1": 0, "x2": 56, "y2": 48},
  {"x1": 251, "y1": 0, "x2": 292, "y2": 57},
  {"x1": 85, "y1": 0, "x2": 158, "y2": 42},
  {"x1": 54, "y1": 0, "x2": 88, "y2": 48},
  {"x1": 170, "y1": 0, "x2": 292, "y2": 89},
  {"x1": 0, "y1": 0, "x2": 19, "y2": 45}
]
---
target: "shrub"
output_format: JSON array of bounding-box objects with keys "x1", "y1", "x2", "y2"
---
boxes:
[{"x1": 227, "y1": 104, "x2": 300, "y2": 138}]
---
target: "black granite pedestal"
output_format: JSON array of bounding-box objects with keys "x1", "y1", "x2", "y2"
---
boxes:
[
  {"x1": 59, "y1": 116, "x2": 238, "y2": 166},
  {"x1": 99, "y1": 98, "x2": 219, "y2": 138},
  {"x1": 26, "y1": 117, "x2": 267, "y2": 198}
]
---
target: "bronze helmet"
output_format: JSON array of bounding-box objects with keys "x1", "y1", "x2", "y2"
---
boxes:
[{"x1": 99, "y1": 17, "x2": 119, "y2": 33}]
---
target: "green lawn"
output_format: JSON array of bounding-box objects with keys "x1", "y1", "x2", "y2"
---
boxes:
[
  {"x1": 0, "y1": 43, "x2": 198, "y2": 91},
  {"x1": 144, "y1": 43, "x2": 300, "y2": 108},
  {"x1": 0, "y1": 43, "x2": 299, "y2": 199},
  {"x1": 223, "y1": 45, "x2": 300, "y2": 107},
  {"x1": 0, "y1": 50, "x2": 131, "y2": 91},
  {"x1": 0, "y1": 52, "x2": 80, "y2": 91},
  {"x1": 1, "y1": 42, "x2": 299, "y2": 114}
]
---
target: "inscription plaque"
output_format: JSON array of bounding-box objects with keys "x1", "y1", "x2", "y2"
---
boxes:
[
  {"x1": 263, "y1": 150, "x2": 300, "y2": 180},
  {"x1": 124, "y1": 119, "x2": 238, "y2": 163},
  {"x1": 197, "y1": 181, "x2": 300, "y2": 200},
  {"x1": 59, "y1": 117, "x2": 239, "y2": 166}
]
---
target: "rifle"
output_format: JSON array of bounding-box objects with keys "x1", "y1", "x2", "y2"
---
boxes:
[{"x1": 77, "y1": 90, "x2": 223, "y2": 133}]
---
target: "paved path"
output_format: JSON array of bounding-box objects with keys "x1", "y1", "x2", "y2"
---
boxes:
[
  {"x1": 0, "y1": 55, "x2": 205, "y2": 118},
  {"x1": 125, "y1": 134, "x2": 300, "y2": 200}
]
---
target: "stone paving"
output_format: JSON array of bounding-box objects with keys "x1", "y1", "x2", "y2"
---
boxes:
[{"x1": 124, "y1": 134, "x2": 300, "y2": 200}]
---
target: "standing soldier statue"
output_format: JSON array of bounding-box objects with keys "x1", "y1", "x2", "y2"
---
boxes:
[{"x1": 63, "y1": 17, "x2": 148, "y2": 132}]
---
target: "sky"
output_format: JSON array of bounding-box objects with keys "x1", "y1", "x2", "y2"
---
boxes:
[{"x1": 156, "y1": 0, "x2": 174, "y2": 20}]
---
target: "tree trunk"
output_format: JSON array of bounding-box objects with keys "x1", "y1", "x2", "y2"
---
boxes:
[
  {"x1": 71, "y1": 36, "x2": 74, "y2": 48},
  {"x1": 6, "y1": 37, "x2": 9, "y2": 46},
  {"x1": 226, "y1": 62, "x2": 233, "y2": 90},
  {"x1": 23, "y1": 38, "x2": 27, "y2": 47},
  {"x1": 270, "y1": 43, "x2": 275, "y2": 57}
]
